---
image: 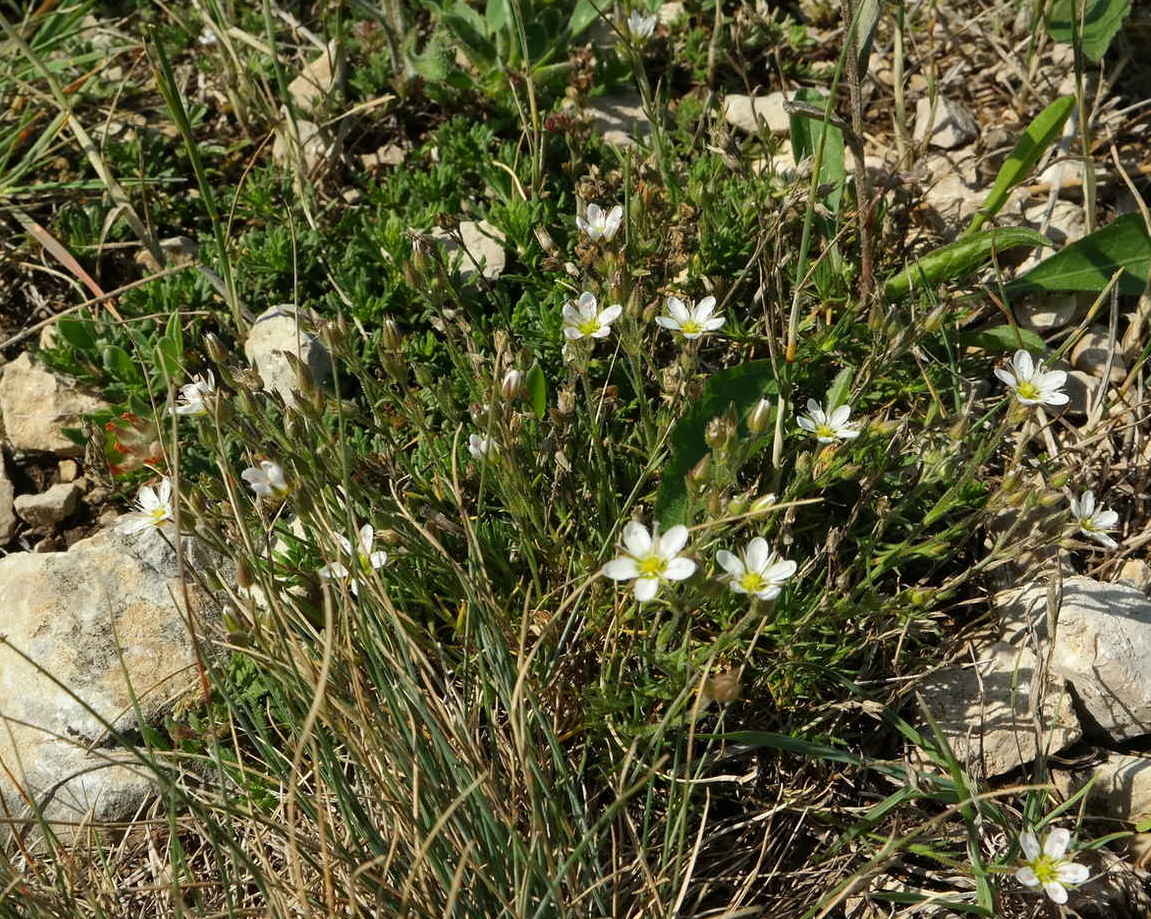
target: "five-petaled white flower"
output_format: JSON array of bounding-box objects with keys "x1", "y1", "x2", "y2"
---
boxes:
[
  {"x1": 319, "y1": 523, "x2": 388, "y2": 595},
  {"x1": 602, "y1": 520, "x2": 697, "y2": 602},
  {"x1": 1069, "y1": 490, "x2": 1119, "y2": 549},
  {"x1": 995, "y1": 349, "x2": 1068, "y2": 407},
  {"x1": 655, "y1": 296, "x2": 726, "y2": 340},
  {"x1": 716, "y1": 538, "x2": 796, "y2": 601},
  {"x1": 118, "y1": 478, "x2": 174, "y2": 534},
  {"x1": 469, "y1": 433, "x2": 498, "y2": 460},
  {"x1": 576, "y1": 203, "x2": 623, "y2": 242},
  {"x1": 562, "y1": 291, "x2": 623, "y2": 341},
  {"x1": 626, "y1": 9, "x2": 657, "y2": 40},
  {"x1": 242, "y1": 460, "x2": 291, "y2": 498},
  {"x1": 1015, "y1": 827, "x2": 1089, "y2": 904},
  {"x1": 171, "y1": 371, "x2": 216, "y2": 416},
  {"x1": 796, "y1": 399, "x2": 861, "y2": 444}
]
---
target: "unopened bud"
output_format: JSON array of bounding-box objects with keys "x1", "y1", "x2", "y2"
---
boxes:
[
  {"x1": 205, "y1": 332, "x2": 229, "y2": 365},
  {"x1": 501, "y1": 369, "x2": 524, "y2": 400},
  {"x1": 747, "y1": 398, "x2": 772, "y2": 434},
  {"x1": 381, "y1": 318, "x2": 403, "y2": 352},
  {"x1": 726, "y1": 495, "x2": 749, "y2": 515},
  {"x1": 557, "y1": 388, "x2": 576, "y2": 415},
  {"x1": 689, "y1": 453, "x2": 712, "y2": 484},
  {"x1": 749, "y1": 493, "x2": 777, "y2": 515},
  {"x1": 235, "y1": 557, "x2": 255, "y2": 590},
  {"x1": 705, "y1": 414, "x2": 737, "y2": 450}
]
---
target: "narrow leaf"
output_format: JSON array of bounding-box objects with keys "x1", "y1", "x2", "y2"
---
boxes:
[
  {"x1": 525, "y1": 363, "x2": 547, "y2": 419},
  {"x1": 967, "y1": 96, "x2": 1075, "y2": 233},
  {"x1": 1047, "y1": 0, "x2": 1132, "y2": 62},
  {"x1": 825, "y1": 366, "x2": 854, "y2": 412},
  {"x1": 1005, "y1": 214, "x2": 1151, "y2": 297},
  {"x1": 885, "y1": 227, "x2": 1050, "y2": 300}
]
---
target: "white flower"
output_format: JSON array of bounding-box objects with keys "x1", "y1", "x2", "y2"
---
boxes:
[
  {"x1": 796, "y1": 399, "x2": 860, "y2": 443},
  {"x1": 715, "y1": 538, "x2": 796, "y2": 601},
  {"x1": 319, "y1": 523, "x2": 388, "y2": 595},
  {"x1": 562, "y1": 291, "x2": 623, "y2": 341},
  {"x1": 995, "y1": 349, "x2": 1068, "y2": 407},
  {"x1": 1069, "y1": 490, "x2": 1119, "y2": 549},
  {"x1": 626, "y1": 9, "x2": 657, "y2": 40},
  {"x1": 501, "y1": 369, "x2": 524, "y2": 400},
  {"x1": 171, "y1": 371, "x2": 216, "y2": 416},
  {"x1": 576, "y1": 203, "x2": 623, "y2": 242},
  {"x1": 469, "y1": 433, "x2": 498, "y2": 460},
  {"x1": 1015, "y1": 828, "x2": 1089, "y2": 904},
  {"x1": 118, "y1": 478, "x2": 174, "y2": 534},
  {"x1": 655, "y1": 296, "x2": 725, "y2": 340},
  {"x1": 241, "y1": 460, "x2": 291, "y2": 498},
  {"x1": 601, "y1": 521, "x2": 697, "y2": 602}
]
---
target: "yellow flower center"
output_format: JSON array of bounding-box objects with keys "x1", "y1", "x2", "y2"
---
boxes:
[
  {"x1": 1029, "y1": 855, "x2": 1060, "y2": 886},
  {"x1": 637, "y1": 555, "x2": 667, "y2": 578},
  {"x1": 577, "y1": 318, "x2": 601, "y2": 336},
  {"x1": 680, "y1": 319, "x2": 702, "y2": 335},
  {"x1": 815, "y1": 423, "x2": 836, "y2": 440},
  {"x1": 739, "y1": 571, "x2": 766, "y2": 593},
  {"x1": 1016, "y1": 380, "x2": 1040, "y2": 401},
  {"x1": 149, "y1": 507, "x2": 168, "y2": 523}
]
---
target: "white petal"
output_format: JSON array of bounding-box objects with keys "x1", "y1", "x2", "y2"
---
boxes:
[
  {"x1": 563, "y1": 326, "x2": 584, "y2": 340},
  {"x1": 358, "y1": 524, "x2": 375, "y2": 555},
  {"x1": 716, "y1": 550, "x2": 744, "y2": 575},
  {"x1": 830, "y1": 405, "x2": 852, "y2": 427},
  {"x1": 319, "y1": 562, "x2": 350, "y2": 580},
  {"x1": 157, "y1": 478, "x2": 172, "y2": 504},
  {"x1": 336, "y1": 535, "x2": 353, "y2": 555},
  {"x1": 137, "y1": 485, "x2": 159, "y2": 511},
  {"x1": 577, "y1": 291, "x2": 598, "y2": 314},
  {"x1": 755, "y1": 585, "x2": 783, "y2": 601},
  {"x1": 765, "y1": 558, "x2": 797, "y2": 582},
  {"x1": 1042, "y1": 390, "x2": 1069, "y2": 406},
  {"x1": 694, "y1": 296, "x2": 716, "y2": 319},
  {"x1": 576, "y1": 216, "x2": 590, "y2": 235},
  {"x1": 1020, "y1": 831, "x2": 1041, "y2": 861},
  {"x1": 1057, "y1": 861, "x2": 1089, "y2": 884},
  {"x1": 562, "y1": 302, "x2": 582, "y2": 324},
  {"x1": 369, "y1": 551, "x2": 388, "y2": 569},
  {"x1": 118, "y1": 513, "x2": 154, "y2": 535},
  {"x1": 1068, "y1": 495, "x2": 1082, "y2": 517},
  {"x1": 666, "y1": 297, "x2": 690, "y2": 322},
  {"x1": 703, "y1": 316, "x2": 726, "y2": 331},
  {"x1": 837, "y1": 426, "x2": 861, "y2": 439},
  {"x1": 1095, "y1": 509, "x2": 1119, "y2": 528},
  {"x1": 604, "y1": 206, "x2": 623, "y2": 237},
  {"x1": 994, "y1": 367, "x2": 1017, "y2": 387},
  {"x1": 1079, "y1": 490, "x2": 1096, "y2": 516},
  {"x1": 1089, "y1": 530, "x2": 1118, "y2": 549},
  {"x1": 633, "y1": 577, "x2": 660, "y2": 602},
  {"x1": 655, "y1": 316, "x2": 681, "y2": 330},
  {"x1": 663, "y1": 557, "x2": 696, "y2": 581},
  {"x1": 622, "y1": 521, "x2": 653, "y2": 556},
  {"x1": 602, "y1": 557, "x2": 640, "y2": 580},
  {"x1": 1015, "y1": 865, "x2": 1039, "y2": 887},
  {"x1": 745, "y1": 537, "x2": 770, "y2": 572},
  {"x1": 591, "y1": 325, "x2": 612, "y2": 338},
  {"x1": 1043, "y1": 881, "x2": 1068, "y2": 904},
  {"x1": 1037, "y1": 369, "x2": 1067, "y2": 390},
  {"x1": 1014, "y1": 350, "x2": 1034, "y2": 379},
  {"x1": 658, "y1": 525, "x2": 689, "y2": 557},
  {"x1": 1043, "y1": 828, "x2": 1070, "y2": 859},
  {"x1": 597, "y1": 305, "x2": 623, "y2": 326},
  {"x1": 806, "y1": 398, "x2": 823, "y2": 417},
  {"x1": 796, "y1": 416, "x2": 817, "y2": 432},
  {"x1": 585, "y1": 203, "x2": 603, "y2": 226}
]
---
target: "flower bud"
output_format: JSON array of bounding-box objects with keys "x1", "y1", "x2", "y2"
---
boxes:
[
  {"x1": 380, "y1": 317, "x2": 403, "y2": 352},
  {"x1": 747, "y1": 398, "x2": 772, "y2": 434},
  {"x1": 705, "y1": 415, "x2": 737, "y2": 450},
  {"x1": 235, "y1": 557, "x2": 255, "y2": 590},
  {"x1": 205, "y1": 332, "x2": 229, "y2": 364},
  {"x1": 689, "y1": 453, "x2": 712, "y2": 484},
  {"x1": 726, "y1": 495, "x2": 749, "y2": 515},
  {"x1": 749, "y1": 493, "x2": 777, "y2": 515},
  {"x1": 501, "y1": 369, "x2": 524, "y2": 401},
  {"x1": 556, "y1": 388, "x2": 576, "y2": 415}
]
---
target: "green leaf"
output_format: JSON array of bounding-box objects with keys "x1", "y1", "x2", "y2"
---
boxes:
[
  {"x1": 1047, "y1": 0, "x2": 1131, "y2": 62},
  {"x1": 825, "y1": 366, "x2": 854, "y2": 411},
  {"x1": 884, "y1": 227, "x2": 1050, "y2": 300},
  {"x1": 967, "y1": 96, "x2": 1075, "y2": 233},
  {"x1": 525, "y1": 363, "x2": 547, "y2": 419},
  {"x1": 442, "y1": 5, "x2": 497, "y2": 71},
  {"x1": 102, "y1": 343, "x2": 142, "y2": 384},
  {"x1": 1006, "y1": 214, "x2": 1151, "y2": 297},
  {"x1": 789, "y1": 88, "x2": 846, "y2": 215},
  {"x1": 55, "y1": 317, "x2": 96, "y2": 352},
  {"x1": 485, "y1": 0, "x2": 511, "y2": 36},
  {"x1": 61, "y1": 426, "x2": 87, "y2": 446},
  {"x1": 154, "y1": 312, "x2": 184, "y2": 380},
  {"x1": 852, "y1": 0, "x2": 881, "y2": 73},
  {"x1": 654, "y1": 361, "x2": 777, "y2": 528},
  {"x1": 956, "y1": 325, "x2": 1046, "y2": 353},
  {"x1": 567, "y1": 0, "x2": 602, "y2": 38}
]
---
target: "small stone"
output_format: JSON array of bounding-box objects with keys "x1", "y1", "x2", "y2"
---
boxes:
[
  {"x1": 913, "y1": 96, "x2": 978, "y2": 150},
  {"x1": 722, "y1": 92, "x2": 792, "y2": 135},
  {"x1": 999, "y1": 577, "x2": 1151, "y2": 742},
  {"x1": 341, "y1": 188, "x2": 363, "y2": 204},
  {"x1": 0, "y1": 452, "x2": 15, "y2": 544},
  {"x1": 917, "y1": 640, "x2": 1080, "y2": 777},
  {"x1": 288, "y1": 41, "x2": 339, "y2": 113},
  {"x1": 243, "y1": 305, "x2": 333, "y2": 407},
  {"x1": 429, "y1": 220, "x2": 507, "y2": 283},
  {"x1": 271, "y1": 117, "x2": 336, "y2": 177},
  {"x1": 1071, "y1": 326, "x2": 1126, "y2": 383},
  {"x1": 658, "y1": 1, "x2": 686, "y2": 24},
  {"x1": 57, "y1": 459, "x2": 79, "y2": 483},
  {"x1": 583, "y1": 93, "x2": 652, "y2": 147},
  {"x1": 1058, "y1": 754, "x2": 1151, "y2": 822},
  {"x1": 1061, "y1": 368, "x2": 1097, "y2": 418},
  {"x1": 14, "y1": 482, "x2": 81, "y2": 528},
  {"x1": 0, "y1": 352, "x2": 108, "y2": 456},
  {"x1": 1023, "y1": 200, "x2": 1085, "y2": 246},
  {"x1": 1016, "y1": 291, "x2": 1088, "y2": 334},
  {"x1": 1118, "y1": 559, "x2": 1151, "y2": 594}
]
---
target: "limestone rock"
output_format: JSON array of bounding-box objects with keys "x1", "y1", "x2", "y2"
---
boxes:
[
  {"x1": 243, "y1": 305, "x2": 333, "y2": 407},
  {"x1": 917, "y1": 641, "x2": 1080, "y2": 777},
  {"x1": 429, "y1": 220, "x2": 506, "y2": 283},
  {"x1": 1062, "y1": 368, "x2": 1098, "y2": 418},
  {"x1": 0, "y1": 526, "x2": 220, "y2": 834},
  {"x1": 271, "y1": 117, "x2": 336, "y2": 177},
  {"x1": 14, "y1": 482, "x2": 80, "y2": 529},
  {"x1": 583, "y1": 93, "x2": 652, "y2": 147},
  {"x1": 999, "y1": 577, "x2": 1151, "y2": 741},
  {"x1": 1072, "y1": 327, "x2": 1126, "y2": 383},
  {"x1": 722, "y1": 92, "x2": 792, "y2": 135},
  {"x1": 1117, "y1": 559, "x2": 1151, "y2": 594},
  {"x1": 0, "y1": 353, "x2": 108, "y2": 456},
  {"x1": 1058, "y1": 755, "x2": 1151, "y2": 822},
  {"x1": 0, "y1": 452, "x2": 14, "y2": 544},
  {"x1": 288, "y1": 41, "x2": 340, "y2": 113},
  {"x1": 1016, "y1": 292, "x2": 1088, "y2": 334},
  {"x1": 913, "y1": 96, "x2": 978, "y2": 150}
]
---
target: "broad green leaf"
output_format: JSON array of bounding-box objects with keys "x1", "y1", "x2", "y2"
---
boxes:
[
  {"x1": 956, "y1": 325, "x2": 1046, "y2": 353},
  {"x1": 853, "y1": 0, "x2": 881, "y2": 73},
  {"x1": 967, "y1": 96, "x2": 1075, "y2": 233},
  {"x1": 655, "y1": 361, "x2": 777, "y2": 528},
  {"x1": 56, "y1": 317, "x2": 96, "y2": 351},
  {"x1": 567, "y1": 0, "x2": 602, "y2": 38},
  {"x1": 485, "y1": 0, "x2": 511, "y2": 36},
  {"x1": 525, "y1": 363, "x2": 547, "y2": 418},
  {"x1": 884, "y1": 227, "x2": 1050, "y2": 300},
  {"x1": 154, "y1": 312, "x2": 184, "y2": 380},
  {"x1": 1006, "y1": 213, "x2": 1151, "y2": 297},
  {"x1": 789, "y1": 88, "x2": 846, "y2": 215},
  {"x1": 102, "y1": 343, "x2": 141, "y2": 384},
  {"x1": 825, "y1": 366, "x2": 854, "y2": 411},
  {"x1": 1047, "y1": 0, "x2": 1131, "y2": 62},
  {"x1": 442, "y1": 6, "x2": 497, "y2": 71}
]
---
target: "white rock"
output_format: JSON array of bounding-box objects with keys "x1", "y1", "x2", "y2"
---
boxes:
[
  {"x1": 1058, "y1": 754, "x2": 1151, "y2": 821},
  {"x1": 14, "y1": 482, "x2": 81, "y2": 529},
  {"x1": 722, "y1": 92, "x2": 792, "y2": 135},
  {"x1": 0, "y1": 526, "x2": 220, "y2": 836},
  {"x1": 583, "y1": 93, "x2": 652, "y2": 147},
  {"x1": 1016, "y1": 292, "x2": 1087, "y2": 334},
  {"x1": 429, "y1": 220, "x2": 506, "y2": 282},
  {"x1": 271, "y1": 117, "x2": 336, "y2": 177},
  {"x1": 243, "y1": 305, "x2": 333, "y2": 406},
  {"x1": 1023, "y1": 200, "x2": 1085, "y2": 247},
  {"x1": 1061, "y1": 368, "x2": 1098, "y2": 418},
  {"x1": 913, "y1": 96, "x2": 978, "y2": 150},
  {"x1": 0, "y1": 352, "x2": 108, "y2": 456},
  {"x1": 1071, "y1": 326, "x2": 1126, "y2": 383},
  {"x1": 288, "y1": 41, "x2": 339, "y2": 113},
  {"x1": 658, "y1": 1, "x2": 686, "y2": 24},
  {"x1": 999, "y1": 577, "x2": 1151, "y2": 742},
  {"x1": 1118, "y1": 559, "x2": 1151, "y2": 594},
  {"x1": 918, "y1": 641, "x2": 1080, "y2": 777},
  {"x1": 0, "y1": 452, "x2": 14, "y2": 544}
]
